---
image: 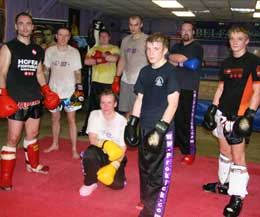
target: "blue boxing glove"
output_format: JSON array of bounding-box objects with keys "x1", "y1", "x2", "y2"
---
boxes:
[{"x1": 183, "y1": 58, "x2": 200, "y2": 71}]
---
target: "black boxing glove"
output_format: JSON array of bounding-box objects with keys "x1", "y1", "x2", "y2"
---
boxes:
[
  {"x1": 202, "y1": 104, "x2": 218, "y2": 130},
  {"x1": 124, "y1": 115, "x2": 139, "y2": 147}
]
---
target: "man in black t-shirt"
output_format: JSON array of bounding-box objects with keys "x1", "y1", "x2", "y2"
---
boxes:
[
  {"x1": 202, "y1": 25, "x2": 260, "y2": 217},
  {"x1": 125, "y1": 33, "x2": 180, "y2": 217},
  {"x1": 0, "y1": 12, "x2": 59, "y2": 191},
  {"x1": 169, "y1": 22, "x2": 203, "y2": 165}
]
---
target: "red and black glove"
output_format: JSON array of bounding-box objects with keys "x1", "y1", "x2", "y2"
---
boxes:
[
  {"x1": 91, "y1": 50, "x2": 107, "y2": 65},
  {"x1": 0, "y1": 88, "x2": 18, "y2": 118},
  {"x1": 41, "y1": 84, "x2": 60, "y2": 110},
  {"x1": 111, "y1": 76, "x2": 120, "y2": 94},
  {"x1": 70, "y1": 83, "x2": 84, "y2": 106}
]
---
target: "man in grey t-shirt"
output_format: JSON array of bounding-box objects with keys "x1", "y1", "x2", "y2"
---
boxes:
[{"x1": 113, "y1": 15, "x2": 148, "y2": 118}]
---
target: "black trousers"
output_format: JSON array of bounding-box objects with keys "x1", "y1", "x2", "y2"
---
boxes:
[
  {"x1": 81, "y1": 145, "x2": 127, "y2": 189},
  {"x1": 138, "y1": 129, "x2": 174, "y2": 217},
  {"x1": 175, "y1": 89, "x2": 198, "y2": 155}
]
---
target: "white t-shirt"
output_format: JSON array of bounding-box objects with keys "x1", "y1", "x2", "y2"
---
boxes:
[
  {"x1": 44, "y1": 45, "x2": 82, "y2": 99},
  {"x1": 87, "y1": 110, "x2": 127, "y2": 147}
]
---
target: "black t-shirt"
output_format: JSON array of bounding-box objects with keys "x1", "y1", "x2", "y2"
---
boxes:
[
  {"x1": 134, "y1": 61, "x2": 180, "y2": 129},
  {"x1": 219, "y1": 52, "x2": 260, "y2": 116},
  {"x1": 6, "y1": 38, "x2": 44, "y2": 102},
  {"x1": 170, "y1": 40, "x2": 203, "y2": 90}
]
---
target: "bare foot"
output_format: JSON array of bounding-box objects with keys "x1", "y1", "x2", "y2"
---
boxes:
[
  {"x1": 72, "y1": 151, "x2": 80, "y2": 159},
  {"x1": 44, "y1": 145, "x2": 59, "y2": 153}
]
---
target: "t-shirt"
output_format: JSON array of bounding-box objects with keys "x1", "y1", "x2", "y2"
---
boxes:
[
  {"x1": 6, "y1": 38, "x2": 44, "y2": 102},
  {"x1": 87, "y1": 110, "x2": 127, "y2": 147},
  {"x1": 44, "y1": 45, "x2": 82, "y2": 99},
  {"x1": 170, "y1": 40, "x2": 203, "y2": 90},
  {"x1": 88, "y1": 44, "x2": 120, "y2": 84},
  {"x1": 120, "y1": 32, "x2": 148, "y2": 84},
  {"x1": 219, "y1": 52, "x2": 260, "y2": 116},
  {"x1": 134, "y1": 62, "x2": 180, "y2": 129}
]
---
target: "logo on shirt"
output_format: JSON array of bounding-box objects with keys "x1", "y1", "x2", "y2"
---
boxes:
[
  {"x1": 155, "y1": 76, "x2": 164, "y2": 87},
  {"x1": 32, "y1": 49, "x2": 37, "y2": 55},
  {"x1": 224, "y1": 68, "x2": 243, "y2": 78},
  {"x1": 126, "y1": 48, "x2": 137, "y2": 54}
]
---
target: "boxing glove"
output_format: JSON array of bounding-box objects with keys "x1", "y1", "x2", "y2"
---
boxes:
[
  {"x1": 111, "y1": 76, "x2": 120, "y2": 94},
  {"x1": 100, "y1": 140, "x2": 123, "y2": 161},
  {"x1": 92, "y1": 50, "x2": 107, "y2": 65},
  {"x1": 124, "y1": 116, "x2": 139, "y2": 147},
  {"x1": 144, "y1": 120, "x2": 169, "y2": 153},
  {"x1": 202, "y1": 104, "x2": 218, "y2": 130},
  {"x1": 97, "y1": 161, "x2": 120, "y2": 186},
  {"x1": 183, "y1": 58, "x2": 200, "y2": 71},
  {"x1": 41, "y1": 84, "x2": 60, "y2": 110},
  {"x1": 233, "y1": 108, "x2": 256, "y2": 137},
  {"x1": 70, "y1": 83, "x2": 84, "y2": 106},
  {"x1": 0, "y1": 88, "x2": 18, "y2": 118}
]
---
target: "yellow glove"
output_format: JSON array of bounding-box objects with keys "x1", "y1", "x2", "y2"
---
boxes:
[
  {"x1": 97, "y1": 161, "x2": 120, "y2": 185},
  {"x1": 99, "y1": 140, "x2": 123, "y2": 161}
]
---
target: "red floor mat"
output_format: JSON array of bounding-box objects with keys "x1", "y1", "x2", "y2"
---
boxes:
[{"x1": 0, "y1": 137, "x2": 259, "y2": 217}]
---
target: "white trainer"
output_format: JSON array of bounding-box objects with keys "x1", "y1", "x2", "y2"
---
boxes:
[{"x1": 79, "y1": 183, "x2": 98, "y2": 197}]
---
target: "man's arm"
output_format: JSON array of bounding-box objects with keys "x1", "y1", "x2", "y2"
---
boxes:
[
  {"x1": 131, "y1": 93, "x2": 143, "y2": 118},
  {"x1": 116, "y1": 56, "x2": 126, "y2": 77},
  {"x1": 105, "y1": 53, "x2": 119, "y2": 63},
  {"x1": 36, "y1": 61, "x2": 47, "y2": 86},
  {"x1": 249, "y1": 83, "x2": 260, "y2": 110},
  {"x1": 212, "y1": 82, "x2": 224, "y2": 106},
  {"x1": 84, "y1": 55, "x2": 96, "y2": 66},
  {"x1": 74, "y1": 69, "x2": 82, "y2": 84},
  {"x1": 0, "y1": 45, "x2": 11, "y2": 88},
  {"x1": 168, "y1": 54, "x2": 188, "y2": 66},
  {"x1": 161, "y1": 91, "x2": 180, "y2": 123}
]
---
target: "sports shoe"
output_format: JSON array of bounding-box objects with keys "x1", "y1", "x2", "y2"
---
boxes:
[
  {"x1": 26, "y1": 164, "x2": 49, "y2": 175},
  {"x1": 79, "y1": 183, "x2": 97, "y2": 197},
  {"x1": 136, "y1": 201, "x2": 144, "y2": 210},
  {"x1": 223, "y1": 195, "x2": 243, "y2": 217},
  {"x1": 77, "y1": 128, "x2": 87, "y2": 137},
  {"x1": 181, "y1": 155, "x2": 195, "y2": 165},
  {"x1": 203, "y1": 182, "x2": 229, "y2": 195}
]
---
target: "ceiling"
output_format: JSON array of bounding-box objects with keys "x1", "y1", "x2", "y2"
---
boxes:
[{"x1": 61, "y1": 0, "x2": 260, "y2": 22}]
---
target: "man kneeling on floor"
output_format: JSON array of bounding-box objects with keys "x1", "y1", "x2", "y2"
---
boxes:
[{"x1": 79, "y1": 89, "x2": 127, "y2": 196}]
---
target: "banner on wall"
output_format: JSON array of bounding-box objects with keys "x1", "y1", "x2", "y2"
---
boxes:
[
  {"x1": 68, "y1": 8, "x2": 80, "y2": 36},
  {"x1": 32, "y1": 18, "x2": 67, "y2": 49},
  {"x1": 0, "y1": 0, "x2": 5, "y2": 45}
]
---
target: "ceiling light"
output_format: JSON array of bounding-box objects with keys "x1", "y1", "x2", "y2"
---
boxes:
[
  {"x1": 256, "y1": 1, "x2": 260, "y2": 9},
  {"x1": 253, "y1": 12, "x2": 260, "y2": 18},
  {"x1": 231, "y1": 8, "x2": 255, "y2": 13},
  {"x1": 172, "y1": 11, "x2": 195, "y2": 17},
  {"x1": 152, "y1": 0, "x2": 183, "y2": 8}
]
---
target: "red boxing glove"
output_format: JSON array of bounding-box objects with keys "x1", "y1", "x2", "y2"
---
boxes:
[
  {"x1": 41, "y1": 85, "x2": 60, "y2": 110},
  {"x1": 91, "y1": 50, "x2": 107, "y2": 65},
  {"x1": 0, "y1": 88, "x2": 18, "y2": 118},
  {"x1": 111, "y1": 76, "x2": 120, "y2": 94}
]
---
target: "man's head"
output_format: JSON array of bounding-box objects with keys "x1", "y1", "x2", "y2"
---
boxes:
[
  {"x1": 146, "y1": 32, "x2": 169, "y2": 66},
  {"x1": 43, "y1": 26, "x2": 55, "y2": 45},
  {"x1": 15, "y1": 12, "x2": 33, "y2": 37},
  {"x1": 129, "y1": 15, "x2": 143, "y2": 35},
  {"x1": 56, "y1": 27, "x2": 71, "y2": 47},
  {"x1": 181, "y1": 22, "x2": 195, "y2": 43},
  {"x1": 99, "y1": 30, "x2": 111, "y2": 46},
  {"x1": 228, "y1": 25, "x2": 249, "y2": 56},
  {"x1": 99, "y1": 89, "x2": 117, "y2": 113}
]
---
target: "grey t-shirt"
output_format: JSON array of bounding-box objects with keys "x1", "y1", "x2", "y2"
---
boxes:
[{"x1": 120, "y1": 32, "x2": 148, "y2": 84}]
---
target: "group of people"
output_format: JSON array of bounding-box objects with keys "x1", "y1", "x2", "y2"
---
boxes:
[{"x1": 0, "y1": 11, "x2": 259, "y2": 217}]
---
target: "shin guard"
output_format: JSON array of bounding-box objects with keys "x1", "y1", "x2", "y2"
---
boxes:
[
  {"x1": 23, "y1": 139, "x2": 49, "y2": 174},
  {"x1": 228, "y1": 164, "x2": 249, "y2": 198},
  {"x1": 218, "y1": 153, "x2": 232, "y2": 185},
  {"x1": 0, "y1": 146, "x2": 16, "y2": 190}
]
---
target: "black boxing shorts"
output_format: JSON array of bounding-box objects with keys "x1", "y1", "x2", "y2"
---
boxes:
[{"x1": 8, "y1": 100, "x2": 43, "y2": 121}]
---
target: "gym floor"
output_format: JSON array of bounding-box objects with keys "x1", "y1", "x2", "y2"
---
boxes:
[{"x1": 0, "y1": 108, "x2": 259, "y2": 163}]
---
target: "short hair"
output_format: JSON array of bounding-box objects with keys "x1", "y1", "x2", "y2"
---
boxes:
[
  {"x1": 57, "y1": 26, "x2": 71, "y2": 34},
  {"x1": 146, "y1": 32, "x2": 169, "y2": 49},
  {"x1": 99, "y1": 89, "x2": 117, "y2": 102},
  {"x1": 99, "y1": 29, "x2": 111, "y2": 37},
  {"x1": 129, "y1": 15, "x2": 143, "y2": 23},
  {"x1": 15, "y1": 12, "x2": 32, "y2": 24},
  {"x1": 228, "y1": 25, "x2": 249, "y2": 38}
]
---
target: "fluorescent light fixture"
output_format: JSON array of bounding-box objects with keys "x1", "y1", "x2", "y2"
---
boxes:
[
  {"x1": 152, "y1": 0, "x2": 183, "y2": 8},
  {"x1": 231, "y1": 8, "x2": 255, "y2": 13},
  {"x1": 172, "y1": 11, "x2": 195, "y2": 17},
  {"x1": 253, "y1": 12, "x2": 260, "y2": 18},
  {"x1": 256, "y1": 1, "x2": 260, "y2": 9}
]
